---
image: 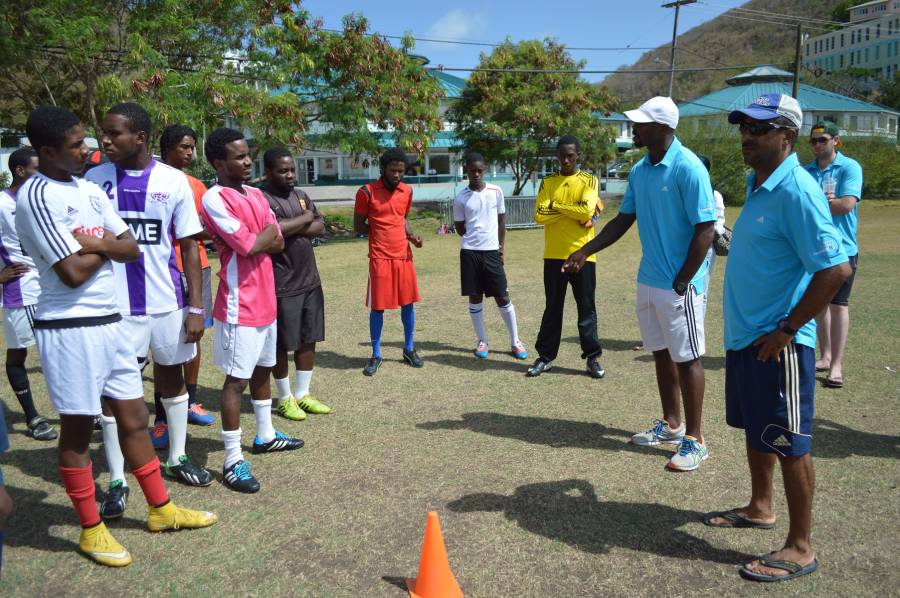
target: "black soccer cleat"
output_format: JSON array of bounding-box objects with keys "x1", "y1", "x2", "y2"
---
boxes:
[
  {"x1": 587, "y1": 358, "x2": 606, "y2": 379},
  {"x1": 363, "y1": 356, "x2": 383, "y2": 376},
  {"x1": 402, "y1": 348, "x2": 424, "y2": 368},
  {"x1": 251, "y1": 431, "x2": 304, "y2": 454},
  {"x1": 526, "y1": 358, "x2": 553, "y2": 377},
  {"x1": 100, "y1": 480, "x2": 129, "y2": 520},
  {"x1": 223, "y1": 460, "x2": 260, "y2": 494}
]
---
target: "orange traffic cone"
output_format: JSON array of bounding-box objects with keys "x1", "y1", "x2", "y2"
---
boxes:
[{"x1": 406, "y1": 511, "x2": 464, "y2": 598}]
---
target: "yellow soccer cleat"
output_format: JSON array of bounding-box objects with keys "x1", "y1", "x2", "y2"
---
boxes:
[
  {"x1": 147, "y1": 502, "x2": 218, "y2": 532},
  {"x1": 79, "y1": 521, "x2": 133, "y2": 567}
]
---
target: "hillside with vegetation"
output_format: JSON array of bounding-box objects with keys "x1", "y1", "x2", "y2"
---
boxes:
[{"x1": 603, "y1": 0, "x2": 847, "y2": 105}]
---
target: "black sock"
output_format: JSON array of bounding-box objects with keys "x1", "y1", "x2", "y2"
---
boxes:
[
  {"x1": 153, "y1": 391, "x2": 166, "y2": 424},
  {"x1": 186, "y1": 384, "x2": 197, "y2": 406},
  {"x1": 6, "y1": 363, "x2": 38, "y2": 422}
]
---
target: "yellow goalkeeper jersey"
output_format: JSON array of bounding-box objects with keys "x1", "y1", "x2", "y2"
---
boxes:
[{"x1": 534, "y1": 171, "x2": 603, "y2": 261}]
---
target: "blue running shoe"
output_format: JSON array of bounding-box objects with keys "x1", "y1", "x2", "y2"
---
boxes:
[
  {"x1": 223, "y1": 460, "x2": 260, "y2": 493},
  {"x1": 251, "y1": 431, "x2": 304, "y2": 454},
  {"x1": 511, "y1": 341, "x2": 529, "y2": 360},
  {"x1": 187, "y1": 403, "x2": 215, "y2": 426},
  {"x1": 150, "y1": 422, "x2": 168, "y2": 450}
]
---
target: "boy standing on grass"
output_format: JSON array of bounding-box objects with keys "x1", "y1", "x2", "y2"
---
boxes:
[
  {"x1": 353, "y1": 148, "x2": 424, "y2": 377},
  {"x1": 259, "y1": 147, "x2": 331, "y2": 420},
  {"x1": 453, "y1": 152, "x2": 528, "y2": 361},
  {"x1": 0, "y1": 147, "x2": 58, "y2": 441},
  {"x1": 201, "y1": 128, "x2": 303, "y2": 494},
  {"x1": 16, "y1": 106, "x2": 216, "y2": 567}
]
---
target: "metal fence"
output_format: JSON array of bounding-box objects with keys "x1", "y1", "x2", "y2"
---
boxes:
[{"x1": 438, "y1": 195, "x2": 538, "y2": 230}]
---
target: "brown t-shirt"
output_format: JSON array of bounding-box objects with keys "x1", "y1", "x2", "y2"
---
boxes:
[{"x1": 260, "y1": 185, "x2": 323, "y2": 297}]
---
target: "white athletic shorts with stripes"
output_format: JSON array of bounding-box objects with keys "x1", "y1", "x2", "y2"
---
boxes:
[
  {"x1": 120, "y1": 308, "x2": 197, "y2": 367},
  {"x1": 35, "y1": 319, "x2": 144, "y2": 416},
  {"x1": 213, "y1": 320, "x2": 277, "y2": 380},
  {"x1": 3, "y1": 305, "x2": 37, "y2": 349},
  {"x1": 636, "y1": 282, "x2": 706, "y2": 363}
]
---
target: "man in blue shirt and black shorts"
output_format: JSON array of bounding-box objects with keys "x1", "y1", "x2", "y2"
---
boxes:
[
  {"x1": 803, "y1": 121, "x2": 862, "y2": 389},
  {"x1": 702, "y1": 94, "x2": 850, "y2": 583}
]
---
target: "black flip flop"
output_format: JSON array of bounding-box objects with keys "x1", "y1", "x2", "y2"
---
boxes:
[
  {"x1": 702, "y1": 510, "x2": 775, "y2": 529},
  {"x1": 823, "y1": 377, "x2": 844, "y2": 388},
  {"x1": 740, "y1": 556, "x2": 818, "y2": 582}
]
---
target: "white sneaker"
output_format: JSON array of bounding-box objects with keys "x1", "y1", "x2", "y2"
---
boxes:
[
  {"x1": 631, "y1": 419, "x2": 685, "y2": 446},
  {"x1": 667, "y1": 435, "x2": 709, "y2": 471}
]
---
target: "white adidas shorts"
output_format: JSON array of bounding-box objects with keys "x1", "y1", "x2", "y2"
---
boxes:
[
  {"x1": 121, "y1": 308, "x2": 197, "y2": 366},
  {"x1": 35, "y1": 319, "x2": 144, "y2": 416},
  {"x1": 2, "y1": 305, "x2": 36, "y2": 349},
  {"x1": 213, "y1": 320, "x2": 277, "y2": 379},
  {"x1": 636, "y1": 282, "x2": 705, "y2": 363}
]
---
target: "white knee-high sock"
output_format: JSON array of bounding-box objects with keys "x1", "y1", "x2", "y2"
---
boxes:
[
  {"x1": 274, "y1": 377, "x2": 292, "y2": 403},
  {"x1": 469, "y1": 303, "x2": 487, "y2": 343},
  {"x1": 222, "y1": 428, "x2": 243, "y2": 469},
  {"x1": 101, "y1": 415, "x2": 126, "y2": 486},
  {"x1": 294, "y1": 370, "x2": 313, "y2": 398},
  {"x1": 161, "y1": 393, "x2": 189, "y2": 466},
  {"x1": 498, "y1": 302, "x2": 521, "y2": 346},
  {"x1": 252, "y1": 399, "x2": 276, "y2": 443}
]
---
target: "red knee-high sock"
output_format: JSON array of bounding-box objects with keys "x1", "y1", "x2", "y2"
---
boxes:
[
  {"x1": 131, "y1": 457, "x2": 169, "y2": 508},
  {"x1": 60, "y1": 464, "x2": 101, "y2": 528}
]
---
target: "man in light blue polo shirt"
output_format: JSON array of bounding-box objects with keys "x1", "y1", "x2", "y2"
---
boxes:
[
  {"x1": 702, "y1": 94, "x2": 850, "y2": 583},
  {"x1": 564, "y1": 96, "x2": 716, "y2": 472},
  {"x1": 804, "y1": 121, "x2": 863, "y2": 389}
]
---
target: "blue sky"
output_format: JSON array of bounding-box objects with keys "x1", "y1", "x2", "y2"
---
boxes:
[{"x1": 302, "y1": 0, "x2": 749, "y2": 83}]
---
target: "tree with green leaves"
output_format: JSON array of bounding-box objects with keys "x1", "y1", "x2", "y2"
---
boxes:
[
  {"x1": 446, "y1": 39, "x2": 618, "y2": 195},
  {"x1": 0, "y1": 2, "x2": 443, "y2": 156}
]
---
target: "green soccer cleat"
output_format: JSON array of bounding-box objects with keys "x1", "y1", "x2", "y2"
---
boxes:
[
  {"x1": 297, "y1": 395, "x2": 331, "y2": 415},
  {"x1": 276, "y1": 397, "x2": 307, "y2": 421}
]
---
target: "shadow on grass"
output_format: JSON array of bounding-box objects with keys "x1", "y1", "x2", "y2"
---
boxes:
[
  {"x1": 4, "y1": 486, "x2": 145, "y2": 553},
  {"x1": 562, "y1": 337, "x2": 642, "y2": 353},
  {"x1": 814, "y1": 418, "x2": 900, "y2": 460},
  {"x1": 316, "y1": 351, "x2": 370, "y2": 371},
  {"x1": 417, "y1": 412, "x2": 671, "y2": 456},
  {"x1": 448, "y1": 479, "x2": 755, "y2": 564}
]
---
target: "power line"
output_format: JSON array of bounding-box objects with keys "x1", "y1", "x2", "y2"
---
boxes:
[
  {"x1": 697, "y1": 1, "x2": 847, "y2": 26},
  {"x1": 432, "y1": 64, "x2": 790, "y2": 75},
  {"x1": 687, "y1": 5, "x2": 835, "y2": 32}
]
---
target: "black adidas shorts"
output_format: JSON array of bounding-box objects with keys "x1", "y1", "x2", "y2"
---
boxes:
[{"x1": 460, "y1": 249, "x2": 508, "y2": 298}]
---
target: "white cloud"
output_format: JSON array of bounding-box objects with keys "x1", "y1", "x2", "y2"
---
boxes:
[{"x1": 425, "y1": 8, "x2": 488, "y2": 43}]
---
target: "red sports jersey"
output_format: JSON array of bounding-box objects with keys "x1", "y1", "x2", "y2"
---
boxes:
[{"x1": 354, "y1": 179, "x2": 413, "y2": 260}]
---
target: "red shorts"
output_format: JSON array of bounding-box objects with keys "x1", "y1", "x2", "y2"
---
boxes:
[{"x1": 367, "y1": 258, "x2": 420, "y2": 310}]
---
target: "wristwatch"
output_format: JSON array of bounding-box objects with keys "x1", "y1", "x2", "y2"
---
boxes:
[
  {"x1": 777, "y1": 319, "x2": 797, "y2": 336},
  {"x1": 188, "y1": 306, "x2": 205, "y2": 316},
  {"x1": 673, "y1": 281, "x2": 688, "y2": 296}
]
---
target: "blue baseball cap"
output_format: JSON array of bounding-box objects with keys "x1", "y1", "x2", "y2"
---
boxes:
[{"x1": 728, "y1": 93, "x2": 802, "y2": 128}]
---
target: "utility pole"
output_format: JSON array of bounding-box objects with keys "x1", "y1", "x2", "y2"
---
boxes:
[
  {"x1": 662, "y1": 0, "x2": 697, "y2": 98},
  {"x1": 792, "y1": 23, "x2": 802, "y2": 98}
]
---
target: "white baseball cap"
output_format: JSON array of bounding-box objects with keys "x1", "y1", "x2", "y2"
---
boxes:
[{"x1": 624, "y1": 96, "x2": 679, "y2": 129}]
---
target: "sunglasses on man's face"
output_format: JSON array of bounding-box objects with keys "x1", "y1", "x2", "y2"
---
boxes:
[
  {"x1": 739, "y1": 122, "x2": 794, "y2": 136},
  {"x1": 810, "y1": 136, "x2": 833, "y2": 145}
]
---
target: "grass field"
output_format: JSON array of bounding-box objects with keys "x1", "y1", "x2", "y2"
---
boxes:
[{"x1": 2, "y1": 200, "x2": 899, "y2": 596}]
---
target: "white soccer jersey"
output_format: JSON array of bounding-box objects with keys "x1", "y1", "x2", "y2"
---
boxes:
[
  {"x1": 15, "y1": 173, "x2": 128, "y2": 321},
  {"x1": 452, "y1": 183, "x2": 505, "y2": 251},
  {"x1": 86, "y1": 160, "x2": 203, "y2": 315},
  {"x1": 0, "y1": 188, "x2": 40, "y2": 307}
]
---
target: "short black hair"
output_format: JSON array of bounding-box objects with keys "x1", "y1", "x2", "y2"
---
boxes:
[
  {"x1": 108, "y1": 102, "x2": 152, "y2": 137},
  {"x1": 557, "y1": 135, "x2": 581, "y2": 152},
  {"x1": 697, "y1": 154, "x2": 711, "y2": 172},
  {"x1": 204, "y1": 127, "x2": 245, "y2": 166},
  {"x1": 159, "y1": 124, "x2": 197, "y2": 159},
  {"x1": 26, "y1": 106, "x2": 81, "y2": 152},
  {"x1": 9, "y1": 147, "x2": 37, "y2": 173},
  {"x1": 379, "y1": 148, "x2": 407, "y2": 169},
  {"x1": 464, "y1": 152, "x2": 485, "y2": 166},
  {"x1": 263, "y1": 146, "x2": 293, "y2": 169}
]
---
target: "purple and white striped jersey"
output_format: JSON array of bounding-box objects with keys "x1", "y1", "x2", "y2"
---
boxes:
[
  {"x1": 86, "y1": 160, "x2": 203, "y2": 316},
  {"x1": 0, "y1": 188, "x2": 40, "y2": 308}
]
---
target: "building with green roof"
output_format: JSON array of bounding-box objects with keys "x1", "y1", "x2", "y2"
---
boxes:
[{"x1": 677, "y1": 65, "x2": 899, "y2": 140}]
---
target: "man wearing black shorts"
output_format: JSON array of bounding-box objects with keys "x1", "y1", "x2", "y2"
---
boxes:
[
  {"x1": 260, "y1": 147, "x2": 331, "y2": 421},
  {"x1": 453, "y1": 153, "x2": 528, "y2": 360}
]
